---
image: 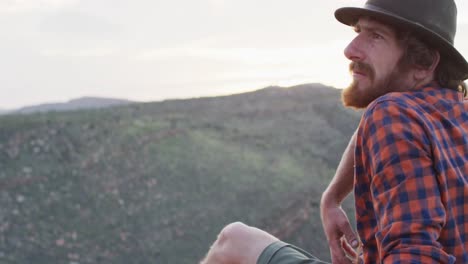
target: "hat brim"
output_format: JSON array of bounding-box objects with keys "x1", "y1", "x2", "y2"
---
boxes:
[{"x1": 335, "y1": 5, "x2": 468, "y2": 80}]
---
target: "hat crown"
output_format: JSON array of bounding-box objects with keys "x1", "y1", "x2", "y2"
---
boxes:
[{"x1": 364, "y1": 0, "x2": 457, "y2": 44}]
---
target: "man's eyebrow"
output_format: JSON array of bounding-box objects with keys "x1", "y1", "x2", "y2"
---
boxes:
[{"x1": 353, "y1": 22, "x2": 393, "y2": 36}]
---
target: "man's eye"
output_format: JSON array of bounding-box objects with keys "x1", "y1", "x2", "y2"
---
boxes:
[{"x1": 371, "y1": 33, "x2": 383, "y2": 39}]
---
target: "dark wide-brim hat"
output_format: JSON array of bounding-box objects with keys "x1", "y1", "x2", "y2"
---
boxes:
[{"x1": 335, "y1": 0, "x2": 468, "y2": 80}]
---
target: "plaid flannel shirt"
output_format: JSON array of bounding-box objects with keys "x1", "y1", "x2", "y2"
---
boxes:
[{"x1": 354, "y1": 85, "x2": 468, "y2": 263}]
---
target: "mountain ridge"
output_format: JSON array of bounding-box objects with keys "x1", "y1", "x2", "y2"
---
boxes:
[
  {"x1": 10, "y1": 96, "x2": 134, "y2": 114},
  {"x1": 3, "y1": 83, "x2": 338, "y2": 115}
]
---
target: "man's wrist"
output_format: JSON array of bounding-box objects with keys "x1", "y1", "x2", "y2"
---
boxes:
[{"x1": 320, "y1": 188, "x2": 341, "y2": 209}]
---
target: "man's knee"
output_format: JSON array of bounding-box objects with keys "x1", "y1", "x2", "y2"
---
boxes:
[
  {"x1": 218, "y1": 222, "x2": 248, "y2": 243},
  {"x1": 201, "y1": 222, "x2": 278, "y2": 264},
  {"x1": 200, "y1": 222, "x2": 248, "y2": 264}
]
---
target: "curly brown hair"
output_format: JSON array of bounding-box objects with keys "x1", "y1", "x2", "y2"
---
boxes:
[{"x1": 396, "y1": 30, "x2": 467, "y2": 96}]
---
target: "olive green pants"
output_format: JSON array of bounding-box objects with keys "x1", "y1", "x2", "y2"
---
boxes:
[{"x1": 257, "y1": 241, "x2": 330, "y2": 264}]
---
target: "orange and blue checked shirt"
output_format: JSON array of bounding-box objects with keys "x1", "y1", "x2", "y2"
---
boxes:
[{"x1": 354, "y1": 85, "x2": 468, "y2": 263}]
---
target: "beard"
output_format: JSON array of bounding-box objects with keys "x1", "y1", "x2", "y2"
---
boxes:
[{"x1": 341, "y1": 61, "x2": 408, "y2": 109}]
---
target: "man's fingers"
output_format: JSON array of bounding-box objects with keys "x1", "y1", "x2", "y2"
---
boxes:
[
  {"x1": 339, "y1": 219, "x2": 359, "y2": 248},
  {"x1": 329, "y1": 239, "x2": 353, "y2": 264},
  {"x1": 341, "y1": 237, "x2": 358, "y2": 259}
]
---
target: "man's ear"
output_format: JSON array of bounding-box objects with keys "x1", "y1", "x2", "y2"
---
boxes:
[{"x1": 414, "y1": 51, "x2": 440, "y2": 80}]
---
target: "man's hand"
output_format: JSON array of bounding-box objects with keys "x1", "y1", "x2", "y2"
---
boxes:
[{"x1": 320, "y1": 202, "x2": 359, "y2": 264}]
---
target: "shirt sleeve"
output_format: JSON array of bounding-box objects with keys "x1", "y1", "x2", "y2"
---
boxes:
[
  {"x1": 358, "y1": 99, "x2": 455, "y2": 263},
  {"x1": 257, "y1": 241, "x2": 330, "y2": 264}
]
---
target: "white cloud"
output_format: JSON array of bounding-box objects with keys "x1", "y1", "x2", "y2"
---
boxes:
[
  {"x1": 207, "y1": 0, "x2": 229, "y2": 9},
  {"x1": 39, "y1": 10, "x2": 121, "y2": 38},
  {"x1": 135, "y1": 44, "x2": 342, "y2": 66},
  {"x1": 132, "y1": 37, "x2": 351, "y2": 89},
  {"x1": 40, "y1": 47, "x2": 119, "y2": 57},
  {"x1": 0, "y1": 0, "x2": 77, "y2": 13}
]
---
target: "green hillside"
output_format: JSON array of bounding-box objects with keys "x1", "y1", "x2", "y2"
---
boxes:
[{"x1": 0, "y1": 84, "x2": 361, "y2": 263}]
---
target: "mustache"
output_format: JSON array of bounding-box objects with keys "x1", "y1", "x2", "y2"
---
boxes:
[{"x1": 349, "y1": 62, "x2": 374, "y2": 79}]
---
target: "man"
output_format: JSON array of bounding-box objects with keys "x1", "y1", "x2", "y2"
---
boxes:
[{"x1": 201, "y1": 0, "x2": 468, "y2": 263}]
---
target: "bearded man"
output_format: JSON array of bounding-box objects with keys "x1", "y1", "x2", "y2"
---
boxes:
[{"x1": 200, "y1": 0, "x2": 468, "y2": 263}]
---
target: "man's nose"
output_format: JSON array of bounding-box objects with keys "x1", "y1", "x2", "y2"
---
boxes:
[{"x1": 344, "y1": 36, "x2": 365, "y2": 62}]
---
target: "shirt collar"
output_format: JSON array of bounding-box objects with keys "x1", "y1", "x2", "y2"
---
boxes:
[{"x1": 409, "y1": 82, "x2": 465, "y2": 103}]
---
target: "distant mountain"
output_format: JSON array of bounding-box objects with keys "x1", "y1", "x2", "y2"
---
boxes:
[
  {"x1": 0, "y1": 83, "x2": 361, "y2": 264},
  {"x1": 15, "y1": 96, "x2": 134, "y2": 114}
]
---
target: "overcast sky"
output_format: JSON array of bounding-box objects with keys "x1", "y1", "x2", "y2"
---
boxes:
[{"x1": 2, "y1": 0, "x2": 468, "y2": 109}]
